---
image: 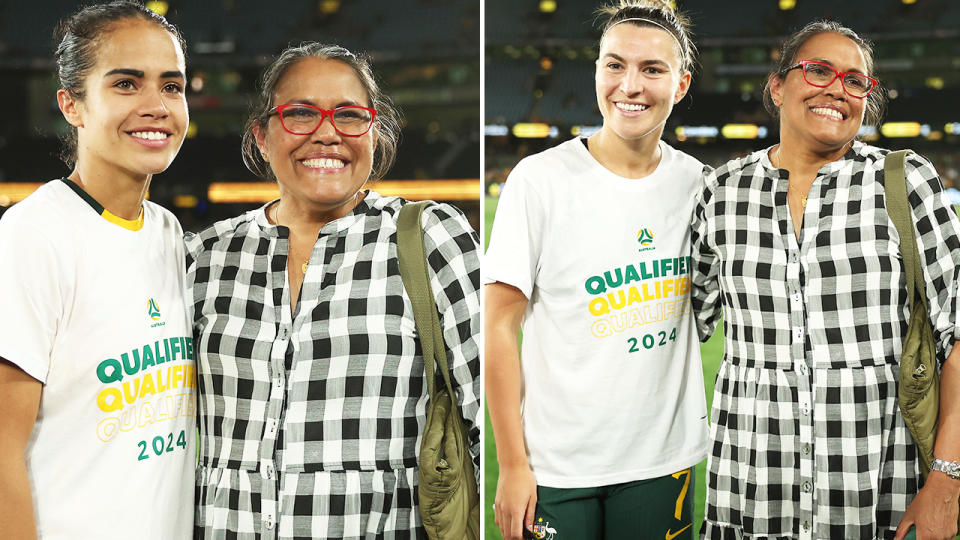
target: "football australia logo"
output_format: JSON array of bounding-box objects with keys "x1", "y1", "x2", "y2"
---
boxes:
[
  {"x1": 147, "y1": 298, "x2": 165, "y2": 328},
  {"x1": 532, "y1": 518, "x2": 557, "y2": 539},
  {"x1": 637, "y1": 228, "x2": 655, "y2": 253}
]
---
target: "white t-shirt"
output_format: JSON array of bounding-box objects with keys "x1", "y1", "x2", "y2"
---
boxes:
[
  {"x1": 0, "y1": 180, "x2": 195, "y2": 539},
  {"x1": 484, "y1": 137, "x2": 710, "y2": 488}
]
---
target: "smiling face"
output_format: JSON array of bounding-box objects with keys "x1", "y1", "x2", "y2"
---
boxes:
[
  {"x1": 770, "y1": 32, "x2": 869, "y2": 152},
  {"x1": 59, "y1": 19, "x2": 187, "y2": 179},
  {"x1": 595, "y1": 23, "x2": 690, "y2": 143},
  {"x1": 255, "y1": 57, "x2": 376, "y2": 215}
]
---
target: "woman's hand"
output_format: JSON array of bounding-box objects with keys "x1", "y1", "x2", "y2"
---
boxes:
[
  {"x1": 894, "y1": 472, "x2": 960, "y2": 540},
  {"x1": 898, "y1": 351, "x2": 960, "y2": 539},
  {"x1": 495, "y1": 464, "x2": 538, "y2": 540}
]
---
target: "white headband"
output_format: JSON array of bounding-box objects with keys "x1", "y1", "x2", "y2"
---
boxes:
[{"x1": 606, "y1": 17, "x2": 686, "y2": 58}]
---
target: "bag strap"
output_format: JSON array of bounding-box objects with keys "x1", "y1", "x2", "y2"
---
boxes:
[
  {"x1": 885, "y1": 149, "x2": 928, "y2": 314},
  {"x1": 396, "y1": 201, "x2": 457, "y2": 403}
]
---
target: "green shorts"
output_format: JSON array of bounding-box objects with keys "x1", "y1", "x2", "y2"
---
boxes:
[{"x1": 531, "y1": 468, "x2": 695, "y2": 540}]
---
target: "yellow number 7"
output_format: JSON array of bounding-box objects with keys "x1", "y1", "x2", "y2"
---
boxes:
[{"x1": 671, "y1": 468, "x2": 691, "y2": 520}]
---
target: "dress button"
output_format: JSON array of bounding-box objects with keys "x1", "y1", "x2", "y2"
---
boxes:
[
  {"x1": 801, "y1": 443, "x2": 811, "y2": 455},
  {"x1": 264, "y1": 516, "x2": 274, "y2": 530},
  {"x1": 802, "y1": 520, "x2": 810, "y2": 531},
  {"x1": 802, "y1": 481, "x2": 812, "y2": 493}
]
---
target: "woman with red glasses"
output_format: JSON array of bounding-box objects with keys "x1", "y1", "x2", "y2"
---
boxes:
[
  {"x1": 185, "y1": 43, "x2": 480, "y2": 538},
  {"x1": 692, "y1": 20, "x2": 960, "y2": 539}
]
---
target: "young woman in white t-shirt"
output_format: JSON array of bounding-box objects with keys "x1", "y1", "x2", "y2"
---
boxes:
[
  {"x1": 0, "y1": 3, "x2": 193, "y2": 538},
  {"x1": 485, "y1": 1, "x2": 709, "y2": 539}
]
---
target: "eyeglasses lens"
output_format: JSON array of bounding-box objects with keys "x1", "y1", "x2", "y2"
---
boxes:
[
  {"x1": 280, "y1": 106, "x2": 373, "y2": 135},
  {"x1": 802, "y1": 62, "x2": 873, "y2": 98},
  {"x1": 331, "y1": 108, "x2": 373, "y2": 135}
]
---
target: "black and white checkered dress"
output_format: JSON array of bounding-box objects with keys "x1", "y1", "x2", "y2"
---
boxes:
[
  {"x1": 691, "y1": 142, "x2": 960, "y2": 539},
  {"x1": 185, "y1": 192, "x2": 480, "y2": 540}
]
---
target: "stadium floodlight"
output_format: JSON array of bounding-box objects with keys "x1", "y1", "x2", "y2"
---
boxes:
[
  {"x1": 779, "y1": 0, "x2": 796, "y2": 10},
  {"x1": 540, "y1": 0, "x2": 557, "y2": 13},
  {"x1": 145, "y1": 1, "x2": 169, "y2": 16},
  {"x1": 0, "y1": 183, "x2": 50, "y2": 204},
  {"x1": 484, "y1": 125, "x2": 509, "y2": 137},
  {"x1": 721, "y1": 124, "x2": 760, "y2": 139},
  {"x1": 208, "y1": 180, "x2": 480, "y2": 203},
  {"x1": 881, "y1": 122, "x2": 923, "y2": 138},
  {"x1": 174, "y1": 195, "x2": 199, "y2": 209},
  {"x1": 320, "y1": 0, "x2": 341, "y2": 14},
  {"x1": 572, "y1": 125, "x2": 602, "y2": 137},
  {"x1": 676, "y1": 126, "x2": 720, "y2": 139},
  {"x1": 512, "y1": 123, "x2": 552, "y2": 138},
  {"x1": 856, "y1": 125, "x2": 880, "y2": 142}
]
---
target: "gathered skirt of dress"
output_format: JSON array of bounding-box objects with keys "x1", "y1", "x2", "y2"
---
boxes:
[
  {"x1": 196, "y1": 465, "x2": 427, "y2": 539},
  {"x1": 701, "y1": 360, "x2": 920, "y2": 540}
]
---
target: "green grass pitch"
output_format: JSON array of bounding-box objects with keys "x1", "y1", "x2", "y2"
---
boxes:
[{"x1": 483, "y1": 195, "x2": 724, "y2": 538}]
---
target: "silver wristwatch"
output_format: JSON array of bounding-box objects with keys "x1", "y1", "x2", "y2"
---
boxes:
[{"x1": 930, "y1": 458, "x2": 960, "y2": 480}]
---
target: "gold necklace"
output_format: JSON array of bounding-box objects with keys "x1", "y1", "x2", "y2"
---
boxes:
[
  {"x1": 275, "y1": 203, "x2": 309, "y2": 274},
  {"x1": 790, "y1": 185, "x2": 808, "y2": 208},
  {"x1": 774, "y1": 146, "x2": 807, "y2": 208}
]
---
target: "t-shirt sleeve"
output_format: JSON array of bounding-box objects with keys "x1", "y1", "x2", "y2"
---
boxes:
[
  {"x1": 482, "y1": 160, "x2": 545, "y2": 298},
  {"x1": 0, "y1": 213, "x2": 64, "y2": 383}
]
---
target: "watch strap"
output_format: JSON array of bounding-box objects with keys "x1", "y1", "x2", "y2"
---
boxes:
[{"x1": 931, "y1": 458, "x2": 960, "y2": 480}]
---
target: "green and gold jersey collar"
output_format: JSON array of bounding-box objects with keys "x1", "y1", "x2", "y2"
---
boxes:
[{"x1": 59, "y1": 178, "x2": 144, "y2": 231}]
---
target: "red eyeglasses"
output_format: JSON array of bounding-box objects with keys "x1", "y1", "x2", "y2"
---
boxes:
[
  {"x1": 268, "y1": 104, "x2": 378, "y2": 136},
  {"x1": 784, "y1": 60, "x2": 878, "y2": 98}
]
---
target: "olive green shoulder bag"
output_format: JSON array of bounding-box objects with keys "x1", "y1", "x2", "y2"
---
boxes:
[
  {"x1": 396, "y1": 201, "x2": 480, "y2": 540},
  {"x1": 885, "y1": 149, "x2": 940, "y2": 478}
]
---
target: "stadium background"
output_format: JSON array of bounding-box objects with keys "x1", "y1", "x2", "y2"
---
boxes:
[
  {"x1": 485, "y1": 0, "x2": 960, "y2": 537},
  {"x1": 0, "y1": 0, "x2": 481, "y2": 231}
]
